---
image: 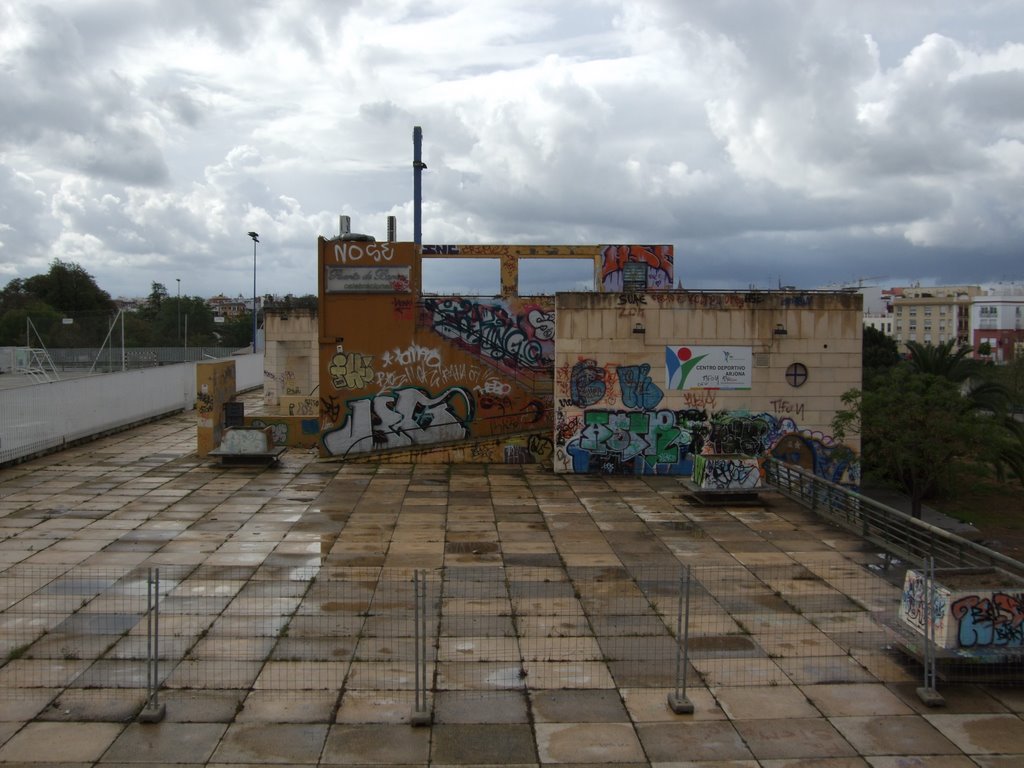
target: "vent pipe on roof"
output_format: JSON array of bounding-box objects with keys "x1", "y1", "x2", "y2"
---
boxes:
[
  {"x1": 413, "y1": 126, "x2": 425, "y2": 245},
  {"x1": 387, "y1": 216, "x2": 397, "y2": 242},
  {"x1": 339, "y1": 215, "x2": 351, "y2": 236}
]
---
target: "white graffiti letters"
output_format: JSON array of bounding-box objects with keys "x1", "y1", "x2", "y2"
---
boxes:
[
  {"x1": 322, "y1": 387, "x2": 474, "y2": 457},
  {"x1": 333, "y1": 241, "x2": 394, "y2": 264}
]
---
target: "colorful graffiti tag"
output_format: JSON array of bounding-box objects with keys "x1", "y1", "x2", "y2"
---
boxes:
[
  {"x1": 558, "y1": 401, "x2": 855, "y2": 481},
  {"x1": 600, "y1": 245, "x2": 673, "y2": 291},
  {"x1": 322, "y1": 386, "x2": 475, "y2": 457},
  {"x1": 422, "y1": 298, "x2": 554, "y2": 374},
  {"x1": 951, "y1": 593, "x2": 1024, "y2": 649}
]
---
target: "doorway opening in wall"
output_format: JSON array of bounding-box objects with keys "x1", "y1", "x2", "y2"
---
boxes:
[
  {"x1": 422, "y1": 258, "x2": 500, "y2": 296},
  {"x1": 518, "y1": 259, "x2": 594, "y2": 295}
]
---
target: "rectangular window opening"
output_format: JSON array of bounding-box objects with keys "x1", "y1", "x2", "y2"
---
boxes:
[
  {"x1": 518, "y1": 258, "x2": 595, "y2": 295},
  {"x1": 421, "y1": 258, "x2": 501, "y2": 296}
]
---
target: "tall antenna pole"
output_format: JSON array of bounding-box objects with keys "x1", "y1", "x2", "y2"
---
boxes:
[{"x1": 413, "y1": 126, "x2": 425, "y2": 245}]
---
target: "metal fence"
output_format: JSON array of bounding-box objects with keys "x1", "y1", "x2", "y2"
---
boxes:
[
  {"x1": 3, "y1": 561, "x2": 973, "y2": 721},
  {"x1": 764, "y1": 458, "x2": 1024, "y2": 579}
]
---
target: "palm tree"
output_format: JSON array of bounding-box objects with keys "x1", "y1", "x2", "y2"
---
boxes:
[{"x1": 905, "y1": 340, "x2": 1024, "y2": 484}]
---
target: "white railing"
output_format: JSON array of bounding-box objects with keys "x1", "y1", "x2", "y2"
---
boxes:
[{"x1": 0, "y1": 353, "x2": 263, "y2": 465}]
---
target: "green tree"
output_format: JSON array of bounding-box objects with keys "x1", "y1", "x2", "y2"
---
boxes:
[
  {"x1": 21, "y1": 260, "x2": 115, "y2": 314},
  {"x1": 905, "y1": 339, "x2": 1023, "y2": 482},
  {"x1": 833, "y1": 368, "x2": 987, "y2": 519},
  {"x1": 863, "y1": 326, "x2": 900, "y2": 386},
  {"x1": 0, "y1": 261, "x2": 118, "y2": 347}
]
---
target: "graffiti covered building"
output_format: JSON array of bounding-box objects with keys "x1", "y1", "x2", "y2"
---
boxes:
[
  {"x1": 317, "y1": 239, "x2": 673, "y2": 461},
  {"x1": 553, "y1": 291, "x2": 862, "y2": 483},
  {"x1": 315, "y1": 236, "x2": 861, "y2": 483}
]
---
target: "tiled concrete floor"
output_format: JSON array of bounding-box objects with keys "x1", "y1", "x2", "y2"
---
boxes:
[{"x1": 1, "y1": 407, "x2": 1022, "y2": 766}]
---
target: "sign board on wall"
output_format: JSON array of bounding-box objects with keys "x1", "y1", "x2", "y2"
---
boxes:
[
  {"x1": 325, "y1": 266, "x2": 411, "y2": 293},
  {"x1": 666, "y1": 346, "x2": 752, "y2": 390}
]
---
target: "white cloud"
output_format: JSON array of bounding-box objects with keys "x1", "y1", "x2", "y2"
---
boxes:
[{"x1": 0, "y1": 0, "x2": 1021, "y2": 299}]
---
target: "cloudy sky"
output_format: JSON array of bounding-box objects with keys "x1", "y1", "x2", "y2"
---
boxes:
[{"x1": 2, "y1": 0, "x2": 1023, "y2": 300}]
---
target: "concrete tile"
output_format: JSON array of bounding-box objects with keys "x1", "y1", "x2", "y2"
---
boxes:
[
  {"x1": 982, "y1": 686, "x2": 1024, "y2": 713},
  {"x1": 801, "y1": 683, "x2": 914, "y2": 717},
  {"x1": 209, "y1": 722, "x2": 328, "y2": 764},
  {"x1": 431, "y1": 723, "x2": 537, "y2": 764},
  {"x1": 530, "y1": 689, "x2": 629, "y2": 723},
  {"x1": 321, "y1": 723, "x2": 430, "y2": 764},
  {"x1": 733, "y1": 717, "x2": 857, "y2": 760},
  {"x1": 336, "y1": 691, "x2": 419, "y2": 723},
  {"x1": 636, "y1": 721, "x2": 752, "y2": 762},
  {"x1": 713, "y1": 684, "x2": 818, "y2": 720},
  {"x1": 865, "y1": 757, "x2": 978, "y2": 768},
  {"x1": 829, "y1": 715, "x2": 960, "y2": 756},
  {"x1": 761, "y1": 760, "x2": 868, "y2": 768},
  {"x1": 922, "y1": 713, "x2": 1024, "y2": 754},
  {"x1": 970, "y1": 757, "x2": 1024, "y2": 768},
  {"x1": 0, "y1": 688, "x2": 60, "y2": 721},
  {"x1": 887, "y1": 683, "x2": 1008, "y2": 715},
  {"x1": 0, "y1": 722, "x2": 124, "y2": 763},
  {"x1": 434, "y1": 690, "x2": 529, "y2": 724},
  {"x1": 535, "y1": 722, "x2": 646, "y2": 763},
  {"x1": 101, "y1": 722, "x2": 227, "y2": 764},
  {"x1": 620, "y1": 687, "x2": 727, "y2": 722},
  {"x1": 237, "y1": 691, "x2": 336, "y2": 722}
]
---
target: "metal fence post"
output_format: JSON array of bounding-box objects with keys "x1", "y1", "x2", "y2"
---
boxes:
[
  {"x1": 411, "y1": 569, "x2": 432, "y2": 726},
  {"x1": 916, "y1": 557, "x2": 945, "y2": 707},
  {"x1": 139, "y1": 568, "x2": 166, "y2": 723},
  {"x1": 668, "y1": 565, "x2": 695, "y2": 714}
]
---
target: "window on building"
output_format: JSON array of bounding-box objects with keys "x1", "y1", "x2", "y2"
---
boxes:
[{"x1": 924, "y1": 334, "x2": 932, "y2": 343}]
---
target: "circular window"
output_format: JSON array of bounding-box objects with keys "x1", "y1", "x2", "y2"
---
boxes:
[{"x1": 786, "y1": 362, "x2": 808, "y2": 388}]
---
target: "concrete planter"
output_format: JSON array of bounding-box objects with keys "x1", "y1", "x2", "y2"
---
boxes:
[
  {"x1": 898, "y1": 567, "x2": 1024, "y2": 650},
  {"x1": 691, "y1": 454, "x2": 763, "y2": 490}
]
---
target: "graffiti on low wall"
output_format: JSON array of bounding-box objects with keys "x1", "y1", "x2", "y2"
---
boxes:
[
  {"x1": 322, "y1": 386, "x2": 475, "y2": 457},
  {"x1": 692, "y1": 454, "x2": 763, "y2": 490},
  {"x1": 951, "y1": 593, "x2": 1024, "y2": 649}
]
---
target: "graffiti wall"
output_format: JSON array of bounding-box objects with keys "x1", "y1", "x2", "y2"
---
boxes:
[
  {"x1": 553, "y1": 292, "x2": 862, "y2": 481},
  {"x1": 318, "y1": 239, "x2": 606, "y2": 459}
]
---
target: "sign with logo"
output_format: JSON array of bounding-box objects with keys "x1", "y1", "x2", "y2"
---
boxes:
[
  {"x1": 666, "y1": 346, "x2": 752, "y2": 390},
  {"x1": 325, "y1": 266, "x2": 411, "y2": 293}
]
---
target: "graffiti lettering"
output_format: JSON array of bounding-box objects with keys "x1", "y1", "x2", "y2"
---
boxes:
[
  {"x1": 320, "y1": 395, "x2": 341, "y2": 425},
  {"x1": 618, "y1": 293, "x2": 648, "y2": 306},
  {"x1": 770, "y1": 398, "x2": 806, "y2": 420},
  {"x1": 392, "y1": 298, "x2": 414, "y2": 320},
  {"x1": 423, "y1": 298, "x2": 553, "y2": 374},
  {"x1": 617, "y1": 364, "x2": 664, "y2": 410},
  {"x1": 475, "y1": 378, "x2": 511, "y2": 397},
  {"x1": 601, "y1": 245, "x2": 673, "y2": 291},
  {"x1": 422, "y1": 244, "x2": 460, "y2": 255},
  {"x1": 329, "y1": 352, "x2": 375, "y2": 390},
  {"x1": 951, "y1": 593, "x2": 1024, "y2": 648},
  {"x1": 381, "y1": 345, "x2": 441, "y2": 370},
  {"x1": 333, "y1": 241, "x2": 394, "y2": 264},
  {"x1": 570, "y1": 359, "x2": 606, "y2": 407},
  {"x1": 683, "y1": 391, "x2": 717, "y2": 410},
  {"x1": 288, "y1": 399, "x2": 319, "y2": 417},
  {"x1": 528, "y1": 434, "x2": 553, "y2": 463},
  {"x1": 322, "y1": 386, "x2": 475, "y2": 457},
  {"x1": 693, "y1": 455, "x2": 761, "y2": 490}
]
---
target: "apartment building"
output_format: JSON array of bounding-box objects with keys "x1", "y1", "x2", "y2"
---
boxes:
[
  {"x1": 891, "y1": 286, "x2": 982, "y2": 349},
  {"x1": 972, "y1": 291, "x2": 1024, "y2": 363}
]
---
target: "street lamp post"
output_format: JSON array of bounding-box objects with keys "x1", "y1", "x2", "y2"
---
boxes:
[
  {"x1": 176, "y1": 278, "x2": 181, "y2": 350},
  {"x1": 248, "y1": 232, "x2": 259, "y2": 353}
]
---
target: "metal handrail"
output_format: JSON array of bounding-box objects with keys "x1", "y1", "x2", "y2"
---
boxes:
[{"x1": 763, "y1": 458, "x2": 1024, "y2": 577}]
